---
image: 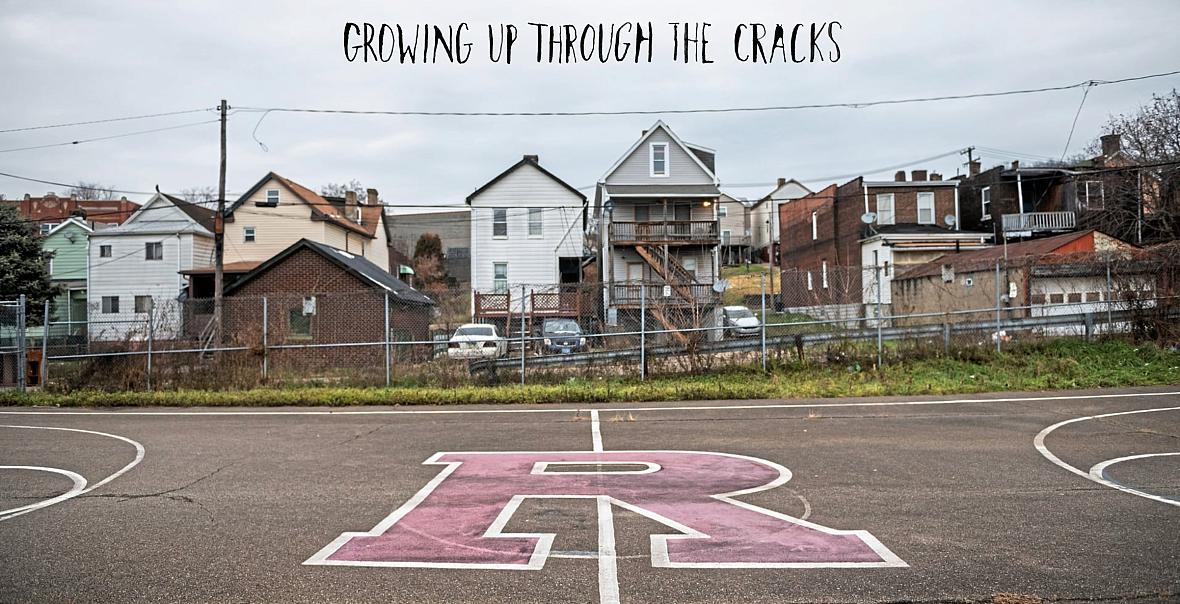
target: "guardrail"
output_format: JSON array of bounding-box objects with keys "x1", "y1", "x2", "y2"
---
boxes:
[{"x1": 1002, "y1": 211, "x2": 1076, "y2": 233}]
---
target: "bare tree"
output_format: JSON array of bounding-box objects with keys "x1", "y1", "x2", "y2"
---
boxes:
[
  {"x1": 69, "y1": 181, "x2": 119, "y2": 200},
  {"x1": 180, "y1": 186, "x2": 218, "y2": 204},
  {"x1": 320, "y1": 180, "x2": 381, "y2": 204},
  {"x1": 1082, "y1": 89, "x2": 1180, "y2": 243}
]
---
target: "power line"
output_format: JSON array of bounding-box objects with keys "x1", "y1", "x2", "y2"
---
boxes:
[
  {"x1": 235, "y1": 69, "x2": 1180, "y2": 118},
  {"x1": 0, "y1": 108, "x2": 215, "y2": 134},
  {"x1": 0, "y1": 119, "x2": 219, "y2": 154}
]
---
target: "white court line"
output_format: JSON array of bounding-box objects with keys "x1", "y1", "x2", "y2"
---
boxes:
[
  {"x1": 597, "y1": 496, "x2": 620, "y2": 604},
  {"x1": 3, "y1": 389, "x2": 1179, "y2": 417},
  {"x1": 1034, "y1": 406, "x2": 1180, "y2": 508},
  {"x1": 0, "y1": 466, "x2": 87, "y2": 518},
  {"x1": 590, "y1": 410, "x2": 603, "y2": 452},
  {"x1": 1090, "y1": 452, "x2": 1180, "y2": 505},
  {"x1": 0, "y1": 425, "x2": 146, "y2": 521}
]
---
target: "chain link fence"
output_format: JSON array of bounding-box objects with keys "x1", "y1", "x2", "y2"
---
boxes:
[{"x1": 22, "y1": 247, "x2": 1180, "y2": 392}]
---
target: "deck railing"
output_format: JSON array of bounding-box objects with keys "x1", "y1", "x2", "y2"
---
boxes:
[
  {"x1": 1002, "y1": 211, "x2": 1076, "y2": 233},
  {"x1": 611, "y1": 282, "x2": 720, "y2": 307},
  {"x1": 609, "y1": 221, "x2": 720, "y2": 244}
]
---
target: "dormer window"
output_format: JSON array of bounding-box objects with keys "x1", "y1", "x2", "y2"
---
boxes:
[
  {"x1": 265, "y1": 189, "x2": 280, "y2": 206},
  {"x1": 650, "y1": 143, "x2": 668, "y2": 177}
]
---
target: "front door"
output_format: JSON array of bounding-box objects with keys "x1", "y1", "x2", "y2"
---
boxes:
[{"x1": 627, "y1": 263, "x2": 645, "y2": 282}]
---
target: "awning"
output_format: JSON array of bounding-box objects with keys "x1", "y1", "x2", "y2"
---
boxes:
[{"x1": 399, "y1": 264, "x2": 415, "y2": 275}]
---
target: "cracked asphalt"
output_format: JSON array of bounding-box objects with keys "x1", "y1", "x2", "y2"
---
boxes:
[{"x1": 1, "y1": 386, "x2": 1179, "y2": 603}]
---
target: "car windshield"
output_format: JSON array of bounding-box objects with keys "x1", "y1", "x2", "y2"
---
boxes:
[
  {"x1": 728, "y1": 308, "x2": 755, "y2": 319},
  {"x1": 543, "y1": 320, "x2": 580, "y2": 334},
  {"x1": 455, "y1": 325, "x2": 495, "y2": 337}
]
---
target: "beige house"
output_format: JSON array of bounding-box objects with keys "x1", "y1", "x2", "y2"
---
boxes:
[{"x1": 183, "y1": 172, "x2": 391, "y2": 298}]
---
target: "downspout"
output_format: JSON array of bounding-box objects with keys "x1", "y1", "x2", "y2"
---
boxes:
[
  {"x1": 85, "y1": 235, "x2": 90, "y2": 343},
  {"x1": 954, "y1": 185, "x2": 961, "y2": 231}
]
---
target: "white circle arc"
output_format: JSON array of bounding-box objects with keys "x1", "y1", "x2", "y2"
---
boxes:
[
  {"x1": 0, "y1": 425, "x2": 146, "y2": 521},
  {"x1": 1034, "y1": 406, "x2": 1180, "y2": 508},
  {"x1": 0, "y1": 466, "x2": 88, "y2": 518}
]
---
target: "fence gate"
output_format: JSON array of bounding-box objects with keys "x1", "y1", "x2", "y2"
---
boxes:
[{"x1": 0, "y1": 296, "x2": 27, "y2": 392}]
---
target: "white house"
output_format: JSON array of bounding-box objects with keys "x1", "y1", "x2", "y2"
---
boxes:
[
  {"x1": 753, "y1": 177, "x2": 812, "y2": 262},
  {"x1": 87, "y1": 193, "x2": 215, "y2": 341},
  {"x1": 466, "y1": 155, "x2": 588, "y2": 320}
]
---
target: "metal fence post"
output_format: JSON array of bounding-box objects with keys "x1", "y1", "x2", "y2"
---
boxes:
[
  {"x1": 41, "y1": 300, "x2": 50, "y2": 389},
  {"x1": 262, "y1": 297, "x2": 268, "y2": 381},
  {"x1": 760, "y1": 274, "x2": 766, "y2": 371},
  {"x1": 995, "y1": 262, "x2": 1002, "y2": 354},
  {"x1": 1105, "y1": 253, "x2": 1113, "y2": 330},
  {"x1": 145, "y1": 294, "x2": 153, "y2": 389},
  {"x1": 384, "y1": 290, "x2": 390, "y2": 388},
  {"x1": 17, "y1": 295, "x2": 26, "y2": 393},
  {"x1": 520, "y1": 284, "x2": 526, "y2": 387},
  {"x1": 640, "y1": 283, "x2": 647, "y2": 380},
  {"x1": 943, "y1": 317, "x2": 951, "y2": 355},
  {"x1": 875, "y1": 265, "x2": 883, "y2": 367}
]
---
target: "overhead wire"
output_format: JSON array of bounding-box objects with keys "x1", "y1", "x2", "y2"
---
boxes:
[{"x1": 0, "y1": 108, "x2": 216, "y2": 134}]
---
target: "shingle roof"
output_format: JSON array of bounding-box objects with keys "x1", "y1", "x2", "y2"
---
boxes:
[
  {"x1": 895, "y1": 230, "x2": 1096, "y2": 281},
  {"x1": 229, "y1": 172, "x2": 384, "y2": 239},
  {"x1": 162, "y1": 193, "x2": 216, "y2": 232},
  {"x1": 224, "y1": 239, "x2": 436, "y2": 306}
]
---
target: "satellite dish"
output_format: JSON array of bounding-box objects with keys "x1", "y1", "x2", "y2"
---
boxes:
[
  {"x1": 860, "y1": 212, "x2": 877, "y2": 224},
  {"x1": 944, "y1": 214, "x2": 957, "y2": 226},
  {"x1": 712, "y1": 280, "x2": 730, "y2": 293}
]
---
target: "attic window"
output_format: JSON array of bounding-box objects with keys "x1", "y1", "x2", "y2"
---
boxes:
[
  {"x1": 650, "y1": 143, "x2": 668, "y2": 177},
  {"x1": 257, "y1": 189, "x2": 280, "y2": 207}
]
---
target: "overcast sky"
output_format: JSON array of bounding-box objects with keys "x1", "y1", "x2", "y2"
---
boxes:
[{"x1": 2, "y1": 0, "x2": 1179, "y2": 212}]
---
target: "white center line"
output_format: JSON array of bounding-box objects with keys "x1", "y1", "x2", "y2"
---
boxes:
[{"x1": 597, "y1": 496, "x2": 621, "y2": 604}]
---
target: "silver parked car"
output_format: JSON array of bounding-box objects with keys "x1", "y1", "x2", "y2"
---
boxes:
[{"x1": 722, "y1": 305, "x2": 761, "y2": 337}]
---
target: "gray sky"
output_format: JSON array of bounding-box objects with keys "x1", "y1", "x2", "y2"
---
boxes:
[{"x1": 2, "y1": 0, "x2": 1179, "y2": 211}]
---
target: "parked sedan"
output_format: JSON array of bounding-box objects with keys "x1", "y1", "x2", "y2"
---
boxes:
[
  {"x1": 539, "y1": 319, "x2": 587, "y2": 354},
  {"x1": 722, "y1": 305, "x2": 761, "y2": 337},
  {"x1": 447, "y1": 323, "x2": 507, "y2": 359}
]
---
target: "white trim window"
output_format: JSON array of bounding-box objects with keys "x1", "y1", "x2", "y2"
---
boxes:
[
  {"x1": 99, "y1": 244, "x2": 112, "y2": 257},
  {"x1": 265, "y1": 189, "x2": 280, "y2": 206},
  {"x1": 811, "y1": 211, "x2": 818, "y2": 240},
  {"x1": 244, "y1": 227, "x2": 257, "y2": 243},
  {"x1": 101, "y1": 296, "x2": 119, "y2": 314},
  {"x1": 528, "y1": 208, "x2": 543, "y2": 237},
  {"x1": 682, "y1": 257, "x2": 698, "y2": 279},
  {"x1": 721, "y1": 229, "x2": 731, "y2": 246},
  {"x1": 718, "y1": 205, "x2": 728, "y2": 218},
  {"x1": 876, "y1": 194, "x2": 895, "y2": 225},
  {"x1": 981, "y1": 187, "x2": 991, "y2": 220},
  {"x1": 1080, "y1": 181, "x2": 1104, "y2": 210},
  {"x1": 493, "y1": 262, "x2": 508, "y2": 292},
  {"x1": 806, "y1": 271, "x2": 814, "y2": 291},
  {"x1": 822, "y1": 260, "x2": 829, "y2": 289},
  {"x1": 145, "y1": 241, "x2": 164, "y2": 261},
  {"x1": 650, "y1": 143, "x2": 668, "y2": 177},
  {"x1": 492, "y1": 209, "x2": 508, "y2": 238},
  {"x1": 917, "y1": 192, "x2": 935, "y2": 224}
]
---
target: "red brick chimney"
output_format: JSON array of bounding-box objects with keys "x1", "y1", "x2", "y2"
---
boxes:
[
  {"x1": 1100, "y1": 133, "x2": 1122, "y2": 157},
  {"x1": 894, "y1": 171, "x2": 906, "y2": 182},
  {"x1": 344, "y1": 190, "x2": 358, "y2": 222},
  {"x1": 523, "y1": 155, "x2": 539, "y2": 163},
  {"x1": 1011, "y1": 161, "x2": 1019, "y2": 170},
  {"x1": 777, "y1": 177, "x2": 786, "y2": 188},
  {"x1": 911, "y1": 169, "x2": 927, "y2": 182},
  {"x1": 969, "y1": 161, "x2": 981, "y2": 177},
  {"x1": 930, "y1": 173, "x2": 942, "y2": 181}
]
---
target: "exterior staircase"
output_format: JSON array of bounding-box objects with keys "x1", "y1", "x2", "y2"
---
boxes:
[{"x1": 634, "y1": 245, "x2": 699, "y2": 345}]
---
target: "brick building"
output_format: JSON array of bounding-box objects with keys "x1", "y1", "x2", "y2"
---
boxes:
[
  {"x1": 223, "y1": 239, "x2": 436, "y2": 368},
  {"x1": 779, "y1": 170, "x2": 989, "y2": 318},
  {"x1": 5, "y1": 192, "x2": 140, "y2": 230}
]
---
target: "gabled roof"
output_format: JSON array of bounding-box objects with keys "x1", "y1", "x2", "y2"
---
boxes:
[
  {"x1": 43, "y1": 216, "x2": 93, "y2": 237},
  {"x1": 759, "y1": 178, "x2": 813, "y2": 203},
  {"x1": 598, "y1": 120, "x2": 718, "y2": 184},
  {"x1": 224, "y1": 239, "x2": 436, "y2": 306},
  {"x1": 467, "y1": 156, "x2": 587, "y2": 204},
  {"x1": 96, "y1": 192, "x2": 214, "y2": 236},
  {"x1": 228, "y1": 172, "x2": 382, "y2": 239},
  {"x1": 162, "y1": 193, "x2": 217, "y2": 232}
]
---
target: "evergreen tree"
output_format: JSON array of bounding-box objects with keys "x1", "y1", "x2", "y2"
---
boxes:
[{"x1": 0, "y1": 202, "x2": 62, "y2": 316}]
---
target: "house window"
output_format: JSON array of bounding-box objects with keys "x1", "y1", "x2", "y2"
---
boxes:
[
  {"x1": 981, "y1": 187, "x2": 992, "y2": 220},
  {"x1": 266, "y1": 189, "x2": 280, "y2": 206},
  {"x1": 1030, "y1": 293, "x2": 1046, "y2": 305},
  {"x1": 683, "y1": 257, "x2": 697, "y2": 279},
  {"x1": 876, "y1": 194, "x2": 895, "y2": 225},
  {"x1": 101, "y1": 296, "x2": 119, "y2": 314},
  {"x1": 806, "y1": 271, "x2": 813, "y2": 291},
  {"x1": 145, "y1": 241, "x2": 163, "y2": 260},
  {"x1": 721, "y1": 230, "x2": 732, "y2": 245},
  {"x1": 917, "y1": 192, "x2": 935, "y2": 224},
  {"x1": 1085, "y1": 292, "x2": 1101, "y2": 302},
  {"x1": 99, "y1": 245, "x2": 112, "y2": 257},
  {"x1": 288, "y1": 309, "x2": 312, "y2": 338},
  {"x1": 811, "y1": 211, "x2": 818, "y2": 240},
  {"x1": 822, "y1": 260, "x2": 829, "y2": 289},
  {"x1": 650, "y1": 143, "x2": 668, "y2": 177},
  {"x1": 673, "y1": 203, "x2": 691, "y2": 221},
  {"x1": 244, "y1": 227, "x2": 256, "y2": 243},
  {"x1": 1067, "y1": 293, "x2": 1082, "y2": 304},
  {"x1": 528, "y1": 208, "x2": 543, "y2": 237},
  {"x1": 1080, "y1": 181, "x2": 1104, "y2": 210},
  {"x1": 493, "y1": 209, "x2": 508, "y2": 238},
  {"x1": 635, "y1": 205, "x2": 650, "y2": 222},
  {"x1": 134, "y1": 295, "x2": 151, "y2": 314},
  {"x1": 493, "y1": 262, "x2": 508, "y2": 292},
  {"x1": 1049, "y1": 293, "x2": 1064, "y2": 304},
  {"x1": 718, "y1": 206, "x2": 728, "y2": 218},
  {"x1": 40, "y1": 223, "x2": 56, "y2": 235}
]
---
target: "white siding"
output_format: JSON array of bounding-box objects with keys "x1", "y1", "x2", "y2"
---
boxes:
[
  {"x1": 88, "y1": 233, "x2": 207, "y2": 341},
  {"x1": 226, "y1": 177, "x2": 329, "y2": 263},
  {"x1": 604, "y1": 126, "x2": 713, "y2": 185},
  {"x1": 609, "y1": 245, "x2": 715, "y2": 283},
  {"x1": 470, "y1": 163, "x2": 585, "y2": 311}
]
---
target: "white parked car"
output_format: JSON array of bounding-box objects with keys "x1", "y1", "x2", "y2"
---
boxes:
[
  {"x1": 722, "y1": 305, "x2": 761, "y2": 337},
  {"x1": 447, "y1": 323, "x2": 507, "y2": 360}
]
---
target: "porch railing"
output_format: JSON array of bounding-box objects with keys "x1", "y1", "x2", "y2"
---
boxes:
[
  {"x1": 612, "y1": 282, "x2": 720, "y2": 307},
  {"x1": 1002, "y1": 211, "x2": 1076, "y2": 233},
  {"x1": 609, "y1": 221, "x2": 720, "y2": 244}
]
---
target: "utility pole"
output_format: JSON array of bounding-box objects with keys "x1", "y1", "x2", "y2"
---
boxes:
[
  {"x1": 214, "y1": 99, "x2": 228, "y2": 345},
  {"x1": 960, "y1": 147, "x2": 976, "y2": 174}
]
